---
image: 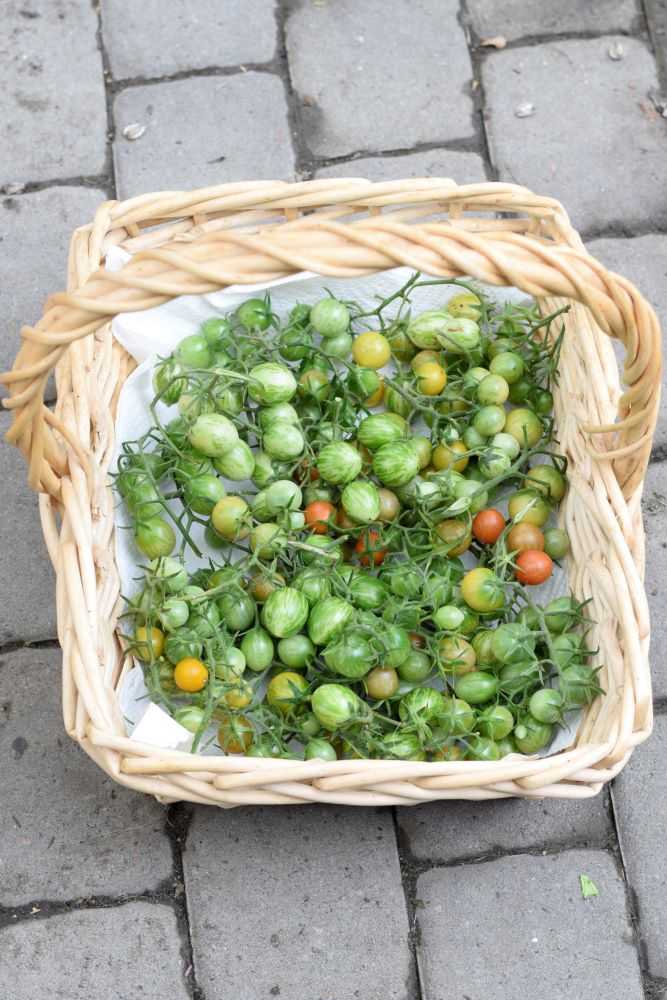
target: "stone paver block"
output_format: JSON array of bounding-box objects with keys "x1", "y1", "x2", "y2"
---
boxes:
[
  {"x1": 286, "y1": 0, "x2": 474, "y2": 158},
  {"x1": 613, "y1": 714, "x2": 667, "y2": 976},
  {"x1": 0, "y1": 413, "x2": 57, "y2": 643},
  {"x1": 113, "y1": 73, "x2": 295, "y2": 198},
  {"x1": 0, "y1": 902, "x2": 189, "y2": 1000},
  {"x1": 0, "y1": 647, "x2": 172, "y2": 905},
  {"x1": 467, "y1": 0, "x2": 639, "y2": 41},
  {"x1": 417, "y1": 850, "x2": 643, "y2": 1000},
  {"x1": 316, "y1": 149, "x2": 487, "y2": 182},
  {"x1": 0, "y1": 2, "x2": 107, "y2": 185},
  {"x1": 588, "y1": 235, "x2": 667, "y2": 453},
  {"x1": 184, "y1": 806, "x2": 411, "y2": 1000},
  {"x1": 398, "y1": 793, "x2": 611, "y2": 862},
  {"x1": 1, "y1": 186, "x2": 105, "y2": 396},
  {"x1": 101, "y1": 0, "x2": 277, "y2": 79},
  {"x1": 639, "y1": 461, "x2": 667, "y2": 700},
  {"x1": 645, "y1": 0, "x2": 667, "y2": 83},
  {"x1": 482, "y1": 38, "x2": 667, "y2": 233}
]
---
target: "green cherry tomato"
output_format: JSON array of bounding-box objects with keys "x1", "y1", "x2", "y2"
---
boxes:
[
  {"x1": 543, "y1": 528, "x2": 570, "y2": 560},
  {"x1": 491, "y1": 623, "x2": 536, "y2": 664},
  {"x1": 544, "y1": 596, "x2": 578, "y2": 633},
  {"x1": 218, "y1": 592, "x2": 256, "y2": 632},
  {"x1": 489, "y1": 351, "x2": 525, "y2": 384},
  {"x1": 466, "y1": 735, "x2": 501, "y2": 761},
  {"x1": 304, "y1": 738, "x2": 338, "y2": 761},
  {"x1": 531, "y1": 389, "x2": 554, "y2": 415},
  {"x1": 508, "y1": 377, "x2": 534, "y2": 405},
  {"x1": 473, "y1": 405, "x2": 506, "y2": 437},
  {"x1": 263, "y1": 421, "x2": 305, "y2": 461},
  {"x1": 310, "y1": 297, "x2": 350, "y2": 338},
  {"x1": 278, "y1": 634, "x2": 316, "y2": 669},
  {"x1": 237, "y1": 298, "x2": 272, "y2": 331},
  {"x1": 323, "y1": 332, "x2": 354, "y2": 359},
  {"x1": 477, "y1": 373, "x2": 510, "y2": 406},
  {"x1": 439, "y1": 697, "x2": 475, "y2": 736},
  {"x1": 477, "y1": 704, "x2": 514, "y2": 740},
  {"x1": 524, "y1": 464, "x2": 567, "y2": 502},
  {"x1": 134, "y1": 517, "x2": 176, "y2": 558},
  {"x1": 433, "y1": 604, "x2": 466, "y2": 631},
  {"x1": 397, "y1": 650, "x2": 433, "y2": 683},
  {"x1": 513, "y1": 716, "x2": 553, "y2": 754},
  {"x1": 183, "y1": 474, "x2": 226, "y2": 515},
  {"x1": 454, "y1": 670, "x2": 498, "y2": 704},
  {"x1": 528, "y1": 688, "x2": 563, "y2": 724},
  {"x1": 279, "y1": 327, "x2": 314, "y2": 362},
  {"x1": 508, "y1": 489, "x2": 551, "y2": 527},
  {"x1": 176, "y1": 332, "x2": 211, "y2": 369},
  {"x1": 240, "y1": 628, "x2": 275, "y2": 672}
]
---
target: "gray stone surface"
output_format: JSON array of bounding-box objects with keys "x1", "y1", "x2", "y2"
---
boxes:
[
  {"x1": 588, "y1": 235, "x2": 667, "y2": 453},
  {"x1": 482, "y1": 38, "x2": 667, "y2": 233},
  {"x1": 640, "y1": 461, "x2": 667, "y2": 701},
  {"x1": 0, "y1": 413, "x2": 57, "y2": 643},
  {"x1": 398, "y1": 793, "x2": 611, "y2": 862},
  {"x1": 0, "y1": 647, "x2": 172, "y2": 906},
  {"x1": 316, "y1": 148, "x2": 488, "y2": 182},
  {"x1": 113, "y1": 73, "x2": 295, "y2": 197},
  {"x1": 184, "y1": 806, "x2": 411, "y2": 1000},
  {"x1": 467, "y1": 0, "x2": 640, "y2": 41},
  {"x1": 101, "y1": 0, "x2": 277, "y2": 79},
  {"x1": 0, "y1": 2, "x2": 107, "y2": 186},
  {"x1": 417, "y1": 850, "x2": 643, "y2": 1000},
  {"x1": 0, "y1": 902, "x2": 189, "y2": 1000},
  {"x1": 613, "y1": 716, "x2": 667, "y2": 976},
  {"x1": 286, "y1": 0, "x2": 474, "y2": 158},
  {"x1": 0, "y1": 186, "x2": 105, "y2": 397}
]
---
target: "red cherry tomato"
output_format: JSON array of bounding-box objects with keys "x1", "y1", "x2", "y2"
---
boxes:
[
  {"x1": 515, "y1": 549, "x2": 554, "y2": 585},
  {"x1": 304, "y1": 500, "x2": 336, "y2": 534},
  {"x1": 355, "y1": 529, "x2": 387, "y2": 567},
  {"x1": 472, "y1": 508, "x2": 506, "y2": 545}
]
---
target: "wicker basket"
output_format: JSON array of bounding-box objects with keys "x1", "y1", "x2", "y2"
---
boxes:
[{"x1": 1, "y1": 179, "x2": 661, "y2": 807}]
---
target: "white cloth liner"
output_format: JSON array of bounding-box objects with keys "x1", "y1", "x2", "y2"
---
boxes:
[{"x1": 108, "y1": 245, "x2": 579, "y2": 756}]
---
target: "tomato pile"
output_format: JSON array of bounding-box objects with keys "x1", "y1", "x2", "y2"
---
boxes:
[{"x1": 117, "y1": 273, "x2": 602, "y2": 761}]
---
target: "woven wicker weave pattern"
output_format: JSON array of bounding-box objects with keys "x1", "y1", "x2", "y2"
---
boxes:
[{"x1": 0, "y1": 179, "x2": 661, "y2": 806}]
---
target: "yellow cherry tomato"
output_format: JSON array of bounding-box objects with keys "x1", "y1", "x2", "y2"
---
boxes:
[
  {"x1": 411, "y1": 349, "x2": 441, "y2": 372},
  {"x1": 415, "y1": 361, "x2": 447, "y2": 396},
  {"x1": 174, "y1": 657, "x2": 209, "y2": 692},
  {"x1": 365, "y1": 376, "x2": 385, "y2": 407},
  {"x1": 217, "y1": 713, "x2": 253, "y2": 754},
  {"x1": 434, "y1": 519, "x2": 472, "y2": 556},
  {"x1": 135, "y1": 626, "x2": 164, "y2": 661},
  {"x1": 352, "y1": 332, "x2": 392, "y2": 369},
  {"x1": 446, "y1": 291, "x2": 482, "y2": 320},
  {"x1": 267, "y1": 671, "x2": 309, "y2": 713},
  {"x1": 223, "y1": 681, "x2": 253, "y2": 709},
  {"x1": 432, "y1": 439, "x2": 469, "y2": 473}
]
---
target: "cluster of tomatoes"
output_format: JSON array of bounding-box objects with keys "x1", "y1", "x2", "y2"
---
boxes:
[{"x1": 117, "y1": 274, "x2": 601, "y2": 762}]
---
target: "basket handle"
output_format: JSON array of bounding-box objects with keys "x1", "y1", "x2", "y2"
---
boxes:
[{"x1": 1, "y1": 180, "x2": 661, "y2": 500}]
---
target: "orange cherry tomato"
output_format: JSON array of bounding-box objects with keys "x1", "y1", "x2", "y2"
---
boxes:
[
  {"x1": 174, "y1": 657, "x2": 209, "y2": 692},
  {"x1": 515, "y1": 549, "x2": 554, "y2": 585},
  {"x1": 304, "y1": 500, "x2": 336, "y2": 534},
  {"x1": 472, "y1": 508, "x2": 506, "y2": 545},
  {"x1": 506, "y1": 523, "x2": 545, "y2": 554},
  {"x1": 355, "y1": 528, "x2": 387, "y2": 567}
]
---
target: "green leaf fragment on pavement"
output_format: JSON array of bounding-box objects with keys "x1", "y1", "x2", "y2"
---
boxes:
[{"x1": 580, "y1": 874, "x2": 599, "y2": 898}]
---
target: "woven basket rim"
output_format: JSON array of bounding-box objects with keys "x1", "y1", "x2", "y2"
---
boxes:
[{"x1": 1, "y1": 178, "x2": 661, "y2": 805}]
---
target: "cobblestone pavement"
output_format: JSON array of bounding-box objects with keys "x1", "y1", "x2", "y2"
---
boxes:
[{"x1": 1, "y1": 2, "x2": 666, "y2": 998}]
